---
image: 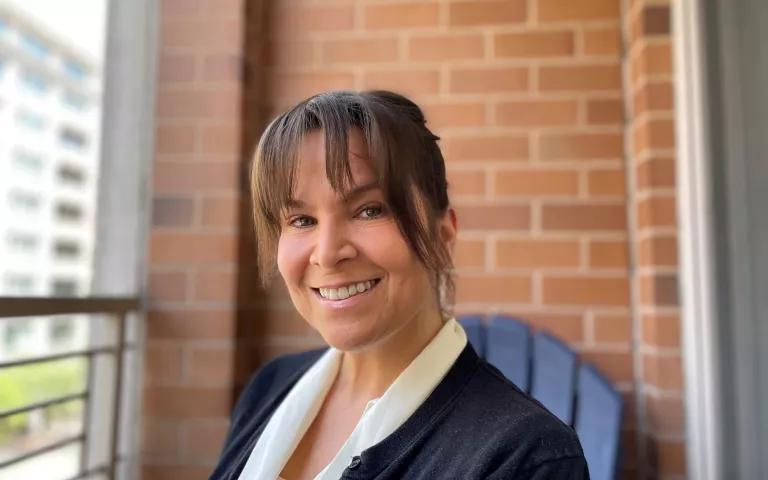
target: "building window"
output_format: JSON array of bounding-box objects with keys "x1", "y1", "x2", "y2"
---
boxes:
[
  {"x1": 6, "y1": 232, "x2": 39, "y2": 253},
  {"x1": 16, "y1": 109, "x2": 46, "y2": 131},
  {"x1": 4, "y1": 319, "x2": 33, "y2": 349},
  {"x1": 53, "y1": 240, "x2": 81, "y2": 259},
  {"x1": 20, "y1": 69, "x2": 49, "y2": 93},
  {"x1": 21, "y1": 33, "x2": 49, "y2": 60},
  {"x1": 3, "y1": 273, "x2": 35, "y2": 295},
  {"x1": 58, "y1": 164, "x2": 85, "y2": 185},
  {"x1": 51, "y1": 278, "x2": 78, "y2": 296},
  {"x1": 49, "y1": 317, "x2": 75, "y2": 345},
  {"x1": 62, "y1": 90, "x2": 88, "y2": 111},
  {"x1": 59, "y1": 126, "x2": 88, "y2": 149},
  {"x1": 55, "y1": 202, "x2": 83, "y2": 222},
  {"x1": 12, "y1": 150, "x2": 44, "y2": 173},
  {"x1": 7, "y1": 190, "x2": 41, "y2": 214},
  {"x1": 63, "y1": 59, "x2": 86, "y2": 82}
]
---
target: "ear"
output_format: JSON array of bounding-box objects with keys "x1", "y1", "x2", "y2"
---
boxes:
[{"x1": 439, "y1": 207, "x2": 458, "y2": 253}]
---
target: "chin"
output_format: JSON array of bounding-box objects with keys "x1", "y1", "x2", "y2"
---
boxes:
[{"x1": 316, "y1": 323, "x2": 388, "y2": 353}]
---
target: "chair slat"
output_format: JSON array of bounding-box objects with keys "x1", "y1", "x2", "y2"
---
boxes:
[
  {"x1": 574, "y1": 364, "x2": 622, "y2": 480},
  {"x1": 485, "y1": 315, "x2": 531, "y2": 391},
  {"x1": 457, "y1": 315, "x2": 485, "y2": 357},
  {"x1": 530, "y1": 332, "x2": 577, "y2": 424}
]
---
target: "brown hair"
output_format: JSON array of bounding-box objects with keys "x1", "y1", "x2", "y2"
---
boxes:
[{"x1": 251, "y1": 90, "x2": 454, "y2": 316}]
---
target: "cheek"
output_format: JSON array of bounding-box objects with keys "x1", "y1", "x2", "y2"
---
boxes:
[{"x1": 276, "y1": 235, "x2": 311, "y2": 286}]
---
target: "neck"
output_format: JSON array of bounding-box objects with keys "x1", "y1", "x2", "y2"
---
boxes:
[{"x1": 333, "y1": 311, "x2": 444, "y2": 401}]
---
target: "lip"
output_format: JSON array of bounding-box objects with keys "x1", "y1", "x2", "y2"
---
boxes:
[
  {"x1": 312, "y1": 277, "x2": 380, "y2": 290},
  {"x1": 311, "y1": 278, "x2": 382, "y2": 310}
]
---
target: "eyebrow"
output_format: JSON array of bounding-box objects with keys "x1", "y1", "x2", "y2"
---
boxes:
[{"x1": 285, "y1": 180, "x2": 380, "y2": 210}]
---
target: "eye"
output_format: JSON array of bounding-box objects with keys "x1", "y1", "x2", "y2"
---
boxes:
[
  {"x1": 358, "y1": 204, "x2": 385, "y2": 220},
  {"x1": 288, "y1": 216, "x2": 315, "y2": 228}
]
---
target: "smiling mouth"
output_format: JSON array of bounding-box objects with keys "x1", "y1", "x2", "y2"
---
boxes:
[{"x1": 312, "y1": 278, "x2": 382, "y2": 301}]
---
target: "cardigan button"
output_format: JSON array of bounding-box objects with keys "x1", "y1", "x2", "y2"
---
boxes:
[{"x1": 348, "y1": 456, "x2": 362, "y2": 469}]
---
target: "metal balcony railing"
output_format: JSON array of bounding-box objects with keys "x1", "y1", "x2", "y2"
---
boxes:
[{"x1": 0, "y1": 297, "x2": 140, "y2": 480}]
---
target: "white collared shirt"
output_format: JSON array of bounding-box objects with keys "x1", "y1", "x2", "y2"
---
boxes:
[{"x1": 238, "y1": 317, "x2": 467, "y2": 480}]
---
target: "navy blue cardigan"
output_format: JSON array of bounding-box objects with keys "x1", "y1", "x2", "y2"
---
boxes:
[{"x1": 210, "y1": 343, "x2": 589, "y2": 479}]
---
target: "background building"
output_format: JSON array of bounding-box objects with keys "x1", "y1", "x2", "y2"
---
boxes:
[{"x1": 0, "y1": 5, "x2": 101, "y2": 359}]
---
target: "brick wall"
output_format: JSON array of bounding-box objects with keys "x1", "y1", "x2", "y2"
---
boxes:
[
  {"x1": 625, "y1": 0, "x2": 685, "y2": 478},
  {"x1": 143, "y1": 0, "x2": 245, "y2": 478},
  {"x1": 142, "y1": 0, "x2": 686, "y2": 478}
]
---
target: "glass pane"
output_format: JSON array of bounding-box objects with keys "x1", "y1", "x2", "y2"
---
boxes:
[{"x1": 0, "y1": 0, "x2": 109, "y2": 297}]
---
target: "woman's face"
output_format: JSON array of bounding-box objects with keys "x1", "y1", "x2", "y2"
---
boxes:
[{"x1": 276, "y1": 129, "x2": 454, "y2": 352}]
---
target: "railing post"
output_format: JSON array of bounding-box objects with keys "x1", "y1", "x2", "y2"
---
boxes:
[{"x1": 108, "y1": 312, "x2": 127, "y2": 480}]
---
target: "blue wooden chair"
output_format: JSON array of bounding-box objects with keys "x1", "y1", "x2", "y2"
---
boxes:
[
  {"x1": 458, "y1": 314, "x2": 486, "y2": 357},
  {"x1": 574, "y1": 364, "x2": 623, "y2": 480},
  {"x1": 530, "y1": 331, "x2": 578, "y2": 424},
  {"x1": 485, "y1": 315, "x2": 531, "y2": 391}
]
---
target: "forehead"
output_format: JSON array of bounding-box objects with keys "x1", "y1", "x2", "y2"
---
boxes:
[{"x1": 292, "y1": 129, "x2": 378, "y2": 197}]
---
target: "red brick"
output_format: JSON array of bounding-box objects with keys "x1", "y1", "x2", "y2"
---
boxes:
[
  {"x1": 181, "y1": 420, "x2": 230, "y2": 460},
  {"x1": 456, "y1": 274, "x2": 532, "y2": 303},
  {"x1": 543, "y1": 275, "x2": 629, "y2": 306},
  {"x1": 272, "y1": 72, "x2": 355, "y2": 100},
  {"x1": 153, "y1": 161, "x2": 239, "y2": 194},
  {"x1": 161, "y1": 0, "x2": 200, "y2": 17},
  {"x1": 525, "y1": 313, "x2": 585, "y2": 343},
  {"x1": 643, "y1": 354, "x2": 684, "y2": 390},
  {"x1": 445, "y1": 135, "x2": 529, "y2": 161},
  {"x1": 201, "y1": 195, "x2": 240, "y2": 227},
  {"x1": 148, "y1": 271, "x2": 188, "y2": 302},
  {"x1": 495, "y1": 31, "x2": 574, "y2": 58},
  {"x1": 495, "y1": 239, "x2": 580, "y2": 268},
  {"x1": 639, "y1": 273, "x2": 679, "y2": 306},
  {"x1": 449, "y1": 0, "x2": 527, "y2": 26},
  {"x1": 364, "y1": 3, "x2": 440, "y2": 29},
  {"x1": 455, "y1": 205, "x2": 531, "y2": 231},
  {"x1": 449, "y1": 67, "x2": 528, "y2": 94},
  {"x1": 496, "y1": 100, "x2": 579, "y2": 127},
  {"x1": 538, "y1": 0, "x2": 619, "y2": 22},
  {"x1": 362, "y1": 69, "x2": 441, "y2": 95},
  {"x1": 586, "y1": 99, "x2": 624, "y2": 124},
  {"x1": 636, "y1": 194, "x2": 677, "y2": 228},
  {"x1": 447, "y1": 169, "x2": 486, "y2": 196},
  {"x1": 644, "y1": 395, "x2": 685, "y2": 435},
  {"x1": 636, "y1": 155, "x2": 676, "y2": 189},
  {"x1": 589, "y1": 239, "x2": 628, "y2": 268},
  {"x1": 642, "y1": 6, "x2": 671, "y2": 36},
  {"x1": 262, "y1": 40, "x2": 314, "y2": 67},
  {"x1": 656, "y1": 439, "x2": 687, "y2": 475},
  {"x1": 583, "y1": 26, "x2": 622, "y2": 56},
  {"x1": 594, "y1": 313, "x2": 632, "y2": 343},
  {"x1": 542, "y1": 203, "x2": 626, "y2": 231},
  {"x1": 423, "y1": 102, "x2": 487, "y2": 129},
  {"x1": 161, "y1": 19, "x2": 241, "y2": 50},
  {"x1": 272, "y1": 6, "x2": 355, "y2": 33},
  {"x1": 580, "y1": 350, "x2": 634, "y2": 382},
  {"x1": 202, "y1": 54, "x2": 241, "y2": 82},
  {"x1": 540, "y1": 64, "x2": 622, "y2": 91},
  {"x1": 156, "y1": 125, "x2": 196, "y2": 154},
  {"x1": 409, "y1": 34, "x2": 485, "y2": 61},
  {"x1": 144, "y1": 343, "x2": 184, "y2": 384},
  {"x1": 454, "y1": 239, "x2": 485, "y2": 269},
  {"x1": 144, "y1": 386, "x2": 231, "y2": 418},
  {"x1": 638, "y1": 234, "x2": 678, "y2": 267},
  {"x1": 152, "y1": 197, "x2": 195, "y2": 227},
  {"x1": 587, "y1": 169, "x2": 625, "y2": 196},
  {"x1": 142, "y1": 465, "x2": 212, "y2": 480},
  {"x1": 142, "y1": 419, "x2": 180, "y2": 456},
  {"x1": 150, "y1": 232, "x2": 238, "y2": 264},
  {"x1": 634, "y1": 81, "x2": 674, "y2": 114},
  {"x1": 146, "y1": 308, "x2": 235, "y2": 340},
  {"x1": 540, "y1": 132, "x2": 623, "y2": 160},
  {"x1": 494, "y1": 169, "x2": 580, "y2": 196},
  {"x1": 188, "y1": 345, "x2": 234, "y2": 384},
  {"x1": 156, "y1": 88, "x2": 239, "y2": 119},
  {"x1": 322, "y1": 38, "x2": 399, "y2": 64},
  {"x1": 158, "y1": 53, "x2": 197, "y2": 83},
  {"x1": 194, "y1": 269, "x2": 237, "y2": 301}
]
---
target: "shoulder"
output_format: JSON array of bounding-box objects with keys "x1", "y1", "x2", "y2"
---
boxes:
[
  {"x1": 455, "y1": 360, "x2": 585, "y2": 472},
  {"x1": 231, "y1": 348, "x2": 326, "y2": 426}
]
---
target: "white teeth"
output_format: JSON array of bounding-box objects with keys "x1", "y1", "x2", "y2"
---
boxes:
[{"x1": 319, "y1": 279, "x2": 378, "y2": 300}]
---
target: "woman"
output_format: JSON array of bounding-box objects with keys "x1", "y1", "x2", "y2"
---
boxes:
[{"x1": 210, "y1": 91, "x2": 588, "y2": 479}]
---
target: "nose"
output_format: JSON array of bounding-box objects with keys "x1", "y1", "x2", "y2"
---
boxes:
[{"x1": 309, "y1": 221, "x2": 357, "y2": 268}]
